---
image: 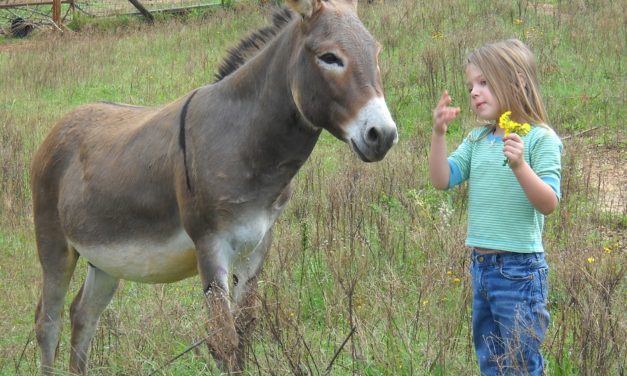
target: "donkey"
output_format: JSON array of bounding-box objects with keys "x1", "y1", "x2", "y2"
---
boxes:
[{"x1": 30, "y1": 0, "x2": 397, "y2": 373}]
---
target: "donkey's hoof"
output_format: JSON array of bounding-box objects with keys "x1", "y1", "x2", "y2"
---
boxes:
[
  {"x1": 208, "y1": 330, "x2": 241, "y2": 373},
  {"x1": 208, "y1": 325, "x2": 238, "y2": 355}
]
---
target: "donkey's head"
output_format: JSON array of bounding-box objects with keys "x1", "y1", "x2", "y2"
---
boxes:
[{"x1": 287, "y1": 0, "x2": 398, "y2": 162}]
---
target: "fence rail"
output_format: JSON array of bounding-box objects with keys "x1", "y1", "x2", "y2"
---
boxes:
[
  {"x1": 78, "y1": 0, "x2": 222, "y2": 17},
  {"x1": 1, "y1": 0, "x2": 224, "y2": 30},
  {"x1": 0, "y1": 0, "x2": 71, "y2": 9}
]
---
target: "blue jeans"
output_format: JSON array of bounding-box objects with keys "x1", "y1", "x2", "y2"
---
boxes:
[{"x1": 470, "y1": 250, "x2": 550, "y2": 376}]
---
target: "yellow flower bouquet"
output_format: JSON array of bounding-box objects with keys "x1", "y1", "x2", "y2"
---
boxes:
[{"x1": 499, "y1": 111, "x2": 531, "y2": 166}]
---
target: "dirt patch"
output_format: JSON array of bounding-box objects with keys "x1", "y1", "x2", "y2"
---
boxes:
[
  {"x1": 568, "y1": 140, "x2": 626, "y2": 252},
  {"x1": 0, "y1": 41, "x2": 36, "y2": 53},
  {"x1": 579, "y1": 143, "x2": 626, "y2": 215}
]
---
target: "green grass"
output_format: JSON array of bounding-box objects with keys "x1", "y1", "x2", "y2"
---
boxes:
[{"x1": 0, "y1": 0, "x2": 625, "y2": 375}]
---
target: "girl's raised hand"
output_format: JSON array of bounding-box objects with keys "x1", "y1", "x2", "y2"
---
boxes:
[{"x1": 433, "y1": 91, "x2": 460, "y2": 136}]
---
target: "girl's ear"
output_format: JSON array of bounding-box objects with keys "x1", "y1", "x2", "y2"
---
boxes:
[
  {"x1": 285, "y1": 0, "x2": 323, "y2": 18},
  {"x1": 517, "y1": 73, "x2": 530, "y2": 98},
  {"x1": 517, "y1": 72, "x2": 528, "y2": 89}
]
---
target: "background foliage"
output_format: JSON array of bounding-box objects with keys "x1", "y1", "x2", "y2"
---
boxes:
[{"x1": 0, "y1": 0, "x2": 625, "y2": 374}]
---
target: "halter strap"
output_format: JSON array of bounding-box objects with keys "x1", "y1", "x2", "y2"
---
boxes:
[{"x1": 179, "y1": 89, "x2": 199, "y2": 193}]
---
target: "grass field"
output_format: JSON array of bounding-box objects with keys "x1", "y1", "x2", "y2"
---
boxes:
[{"x1": 0, "y1": 0, "x2": 625, "y2": 374}]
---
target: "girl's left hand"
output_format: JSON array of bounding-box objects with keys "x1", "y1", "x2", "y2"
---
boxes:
[{"x1": 503, "y1": 133, "x2": 525, "y2": 168}]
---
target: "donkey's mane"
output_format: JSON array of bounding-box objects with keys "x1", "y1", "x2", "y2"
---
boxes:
[{"x1": 214, "y1": 8, "x2": 294, "y2": 82}]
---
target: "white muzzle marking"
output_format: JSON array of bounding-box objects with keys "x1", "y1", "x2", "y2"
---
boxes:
[{"x1": 345, "y1": 96, "x2": 398, "y2": 161}]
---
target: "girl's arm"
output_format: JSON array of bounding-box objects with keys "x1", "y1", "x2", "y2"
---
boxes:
[
  {"x1": 429, "y1": 91, "x2": 459, "y2": 190},
  {"x1": 504, "y1": 133, "x2": 559, "y2": 215},
  {"x1": 430, "y1": 132, "x2": 450, "y2": 190}
]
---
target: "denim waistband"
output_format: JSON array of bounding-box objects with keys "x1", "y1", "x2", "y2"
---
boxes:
[{"x1": 471, "y1": 249, "x2": 545, "y2": 266}]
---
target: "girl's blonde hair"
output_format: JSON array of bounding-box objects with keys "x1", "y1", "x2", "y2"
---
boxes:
[{"x1": 467, "y1": 39, "x2": 549, "y2": 128}]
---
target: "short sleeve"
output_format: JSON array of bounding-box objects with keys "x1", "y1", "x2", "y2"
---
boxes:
[{"x1": 530, "y1": 128, "x2": 563, "y2": 199}]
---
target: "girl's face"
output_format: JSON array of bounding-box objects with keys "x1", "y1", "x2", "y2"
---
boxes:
[{"x1": 466, "y1": 64, "x2": 500, "y2": 122}]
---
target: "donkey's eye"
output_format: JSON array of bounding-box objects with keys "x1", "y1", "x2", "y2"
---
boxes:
[{"x1": 318, "y1": 53, "x2": 344, "y2": 67}]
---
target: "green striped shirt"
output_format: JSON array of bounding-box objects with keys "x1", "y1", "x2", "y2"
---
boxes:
[{"x1": 447, "y1": 126, "x2": 563, "y2": 253}]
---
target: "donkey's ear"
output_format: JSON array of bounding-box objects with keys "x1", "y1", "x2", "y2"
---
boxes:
[
  {"x1": 346, "y1": 0, "x2": 358, "y2": 11},
  {"x1": 285, "y1": 0, "x2": 322, "y2": 18}
]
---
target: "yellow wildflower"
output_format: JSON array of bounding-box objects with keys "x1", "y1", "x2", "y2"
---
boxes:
[
  {"x1": 513, "y1": 18, "x2": 524, "y2": 25},
  {"x1": 453, "y1": 277, "x2": 461, "y2": 284},
  {"x1": 587, "y1": 257, "x2": 595, "y2": 264},
  {"x1": 447, "y1": 270, "x2": 453, "y2": 275},
  {"x1": 499, "y1": 111, "x2": 531, "y2": 137},
  {"x1": 525, "y1": 27, "x2": 542, "y2": 39},
  {"x1": 354, "y1": 296, "x2": 365, "y2": 309},
  {"x1": 499, "y1": 111, "x2": 531, "y2": 166},
  {"x1": 603, "y1": 246, "x2": 612, "y2": 254},
  {"x1": 431, "y1": 31, "x2": 444, "y2": 40}
]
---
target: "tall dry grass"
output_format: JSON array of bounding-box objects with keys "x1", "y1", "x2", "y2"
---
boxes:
[{"x1": 0, "y1": 0, "x2": 625, "y2": 375}]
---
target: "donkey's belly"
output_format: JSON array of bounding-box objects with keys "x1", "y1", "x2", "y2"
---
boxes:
[{"x1": 70, "y1": 230, "x2": 198, "y2": 283}]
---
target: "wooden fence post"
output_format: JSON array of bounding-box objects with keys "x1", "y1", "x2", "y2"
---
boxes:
[
  {"x1": 52, "y1": 0, "x2": 60, "y2": 26},
  {"x1": 127, "y1": 0, "x2": 154, "y2": 22}
]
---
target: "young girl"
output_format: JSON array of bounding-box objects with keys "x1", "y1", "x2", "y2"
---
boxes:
[{"x1": 429, "y1": 39, "x2": 562, "y2": 375}]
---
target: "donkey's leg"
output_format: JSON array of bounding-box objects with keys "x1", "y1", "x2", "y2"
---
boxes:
[
  {"x1": 195, "y1": 236, "x2": 239, "y2": 372},
  {"x1": 35, "y1": 235, "x2": 79, "y2": 376},
  {"x1": 232, "y1": 231, "x2": 272, "y2": 369},
  {"x1": 69, "y1": 264, "x2": 119, "y2": 375},
  {"x1": 232, "y1": 276, "x2": 260, "y2": 369}
]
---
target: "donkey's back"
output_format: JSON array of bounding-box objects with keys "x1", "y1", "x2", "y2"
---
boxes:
[{"x1": 32, "y1": 96, "x2": 200, "y2": 280}]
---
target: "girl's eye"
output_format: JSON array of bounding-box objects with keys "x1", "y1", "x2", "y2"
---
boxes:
[
  {"x1": 480, "y1": 80, "x2": 487, "y2": 86},
  {"x1": 318, "y1": 53, "x2": 344, "y2": 67}
]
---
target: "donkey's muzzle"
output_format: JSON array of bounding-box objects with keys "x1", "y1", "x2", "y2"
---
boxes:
[
  {"x1": 364, "y1": 123, "x2": 398, "y2": 160},
  {"x1": 347, "y1": 97, "x2": 398, "y2": 162}
]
